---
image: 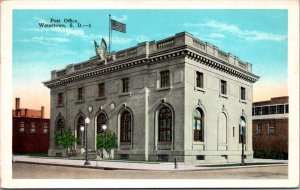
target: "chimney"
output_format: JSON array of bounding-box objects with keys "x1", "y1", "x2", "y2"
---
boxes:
[
  {"x1": 15, "y1": 98, "x2": 20, "y2": 110},
  {"x1": 41, "y1": 106, "x2": 44, "y2": 119}
]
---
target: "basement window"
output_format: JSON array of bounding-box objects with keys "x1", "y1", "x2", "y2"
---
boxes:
[{"x1": 196, "y1": 155, "x2": 205, "y2": 160}]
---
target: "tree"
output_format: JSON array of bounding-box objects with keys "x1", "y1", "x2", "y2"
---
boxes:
[
  {"x1": 96, "y1": 131, "x2": 117, "y2": 159},
  {"x1": 55, "y1": 129, "x2": 78, "y2": 158}
]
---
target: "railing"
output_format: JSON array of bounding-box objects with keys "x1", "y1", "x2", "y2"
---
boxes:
[
  {"x1": 56, "y1": 69, "x2": 66, "y2": 77},
  {"x1": 218, "y1": 50, "x2": 229, "y2": 61},
  {"x1": 74, "y1": 64, "x2": 82, "y2": 71},
  {"x1": 157, "y1": 39, "x2": 175, "y2": 49},
  {"x1": 193, "y1": 39, "x2": 205, "y2": 50},
  {"x1": 127, "y1": 48, "x2": 137, "y2": 56},
  {"x1": 116, "y1": 51, "x2": 126, "y2": 58},
  {"x1": 82, "y1": 61, "x2": 91, "y2": 68},
  {"x1": 238, "y1": 61, "x2": 247, "y2": 69}
]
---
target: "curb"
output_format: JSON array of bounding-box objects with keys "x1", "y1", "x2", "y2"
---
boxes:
[
  {"x1": 14, "y1": 161, "x2": 139, "y2": 171},
  {"x1": 13, "y1": 160, "x2": 288, "y2": 171}
]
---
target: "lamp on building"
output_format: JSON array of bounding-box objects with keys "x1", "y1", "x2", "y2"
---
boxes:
[
  {"x1": 84, "y1": 117, "x2": 91, "y2": 165},
  {"x1": 240, "y1": 119, "x2": 246, "y2": 165}
]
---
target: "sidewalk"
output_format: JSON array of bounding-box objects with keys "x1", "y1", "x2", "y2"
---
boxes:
[{"x1": 13, "y1": 155, "x2": 288, "y2": 171}]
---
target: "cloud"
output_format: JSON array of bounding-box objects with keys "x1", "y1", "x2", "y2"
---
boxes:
[
  {"x1": 209, "y1": 33, "x2": 225, "y2": 39},
  {"x1": 190, "y1": 31, "x2": 221, "y2": 44},
  {"x1": 111, "y1": 15, "x2": 128, "y2": 22},
  {"x1": 33, "y1": 36, "x2": 69, "y2": 43},
  {"x1": 101, "y1": 35, "x2": 150, "y2": 46},
  {"x1": 17, "y1": 36, "x2": 70, "y2": 46},
  {"x1": 185, "y1": 20, "x2": 287, "y2": 42}
]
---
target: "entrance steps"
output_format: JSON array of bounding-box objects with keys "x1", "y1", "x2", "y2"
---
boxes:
[{"x1": 68, "y1": 151, "x2": 98, "y2": 160}]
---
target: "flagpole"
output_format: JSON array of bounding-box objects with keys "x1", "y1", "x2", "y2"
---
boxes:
[{"x1": 109, "y1": 14, "x2": 111, "y2": 52}]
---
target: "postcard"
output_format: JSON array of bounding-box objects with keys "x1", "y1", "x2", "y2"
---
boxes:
[{"x1": 0, "y1": 0, "x2": 299, "y2": 188}]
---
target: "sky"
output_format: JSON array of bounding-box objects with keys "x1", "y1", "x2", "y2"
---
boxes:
[{"x1": 13, "y1": 9, "x2": 288, "y2": 118}]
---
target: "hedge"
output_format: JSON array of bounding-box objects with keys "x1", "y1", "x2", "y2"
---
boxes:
[{"x1": 254, "y1": 150, "x2": 288, "y2": 160}]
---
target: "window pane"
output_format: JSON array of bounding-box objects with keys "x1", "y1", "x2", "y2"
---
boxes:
[
  {"x1": 160, "y1": 71, "x2": 170, "y2": 88},
  {"x1": 121, "y1": 111, "x2": 131, "y2": 142},
  {"x1": 221, "y1": 80, "x2": 227, "y2": 94},
  {"x1": 255, "y1": 107, "x2": 262, "y2": 115},
  {"x1": 262, "y1": 106, "x2": 269, "y2": 115},
  {"x1": 270, "y1": 106, "x2": 276, "y2": 114},
  {"x1": 241, "y1": 87, "x2": 245, "y2": 100},
  {"x1": 285, "y1": 104, "x2": 289, "y2": 113},
  {"x1": 159, "y1": 106, "x2": 172, "y2": 142},
  {"x1": 277, "y1": 105, "x2": 284, "y2": 114},
  {"x1": 193, "y1": 108, "x2": 204, "y2": 142},
  {"x1": 196, "y1": 72, "x2": 203, "y2": 88}
]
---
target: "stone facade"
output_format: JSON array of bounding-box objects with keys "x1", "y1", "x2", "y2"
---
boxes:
[
  {"x1": 44, "y1": 32, "x2": 259, "y2": 164},
  {"x1": 252, "y1": 96, "x2": 288, "y2": 153}
]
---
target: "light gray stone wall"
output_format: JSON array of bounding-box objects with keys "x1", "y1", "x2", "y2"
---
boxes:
[
  {"x1": 183, "y1": 58, "x2": 253, "y2": 164},
  {"x1": 46, "y1": 32, "x2": 258, "y2": 163}
]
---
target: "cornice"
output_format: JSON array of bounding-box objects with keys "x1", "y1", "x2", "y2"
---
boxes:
[{"x1": 43, "y1": 48, "x2": 259, "y2": 88}]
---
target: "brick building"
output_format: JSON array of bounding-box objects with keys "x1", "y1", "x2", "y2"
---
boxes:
[
  {"x1": 252, "y1": 96, "x2": 288, "y2": 154},
  {"x1": 12, "y1": 98, "x2": 50, "y2": 154}
]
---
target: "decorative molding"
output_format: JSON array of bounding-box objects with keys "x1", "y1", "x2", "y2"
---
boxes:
[
  {"x1": 198, "y1": 99, "x2": 202, "y2": 106},
  {"x1": 44, "y1": 48, "x2": 259, "y2": 88},
  {"x1": 88, "y1": 105, "x2": 93, "y2": 113},
  {"x1": 110, "y1": 103, "x2": 115, "y2": 111}
]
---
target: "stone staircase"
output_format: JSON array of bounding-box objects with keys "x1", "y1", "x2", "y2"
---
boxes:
[{"x1": 68, "y1": 151, "x2": 98, "y2": 160}]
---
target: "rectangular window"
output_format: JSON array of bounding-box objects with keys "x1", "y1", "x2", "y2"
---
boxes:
[
  {"x1": 160, "y1": 70, "x2": 170, "y2": 88},
  {"x1": 57, "y1": 93, "x2": 63, "y2": 105},
  {"x1": 262, "y1": 106, "x2": 270, "y2": 115},
  {"x1": 240, "y1": 87, "x2": 246, "y2": 100},
  {"x1": 256, "y1": 123, "x2": 262, "y2": 135},
  {"x1": 43, "y1": 124, "x2": 48, "y2": 134},
  {"x1": 270, "y1": 106, "x2": 276, "y2": 114},
  {"x1": 254, "y1": 107, "x2": 262, "y2": 115},
  {"x1": 98, "y1": 83, "x2": 105, "y2": 97},
  {"x1": 122, "y1": 78, "x2": 129, "y2": 93},
  {"x1": 285, "y1": 104, "x2": 289, "y2": 113},
  {"x1": 277, "y1": 105, "x2": 284, "y2": 114},
  {"x1": 196, "y1": 72, "x2": 203, "y2": 88},
  {"x1": 19, "y1": 122, "x2": 25, "y2": 133},
  {"x1": 221, "y1": 80, "x2": 227, "y2": 95},
  {"x1": 30, "y1": 123, "x2": 36, "y2": 133},
  {"x1": 77, "y1": 87, "x2": 84, "y2": 101},
  {"x1": 252, "y1": 108, "x2": 254, "y2": 116},
  {"x1": 268, "y1": 123, "x2": 275, "y2": 135}
]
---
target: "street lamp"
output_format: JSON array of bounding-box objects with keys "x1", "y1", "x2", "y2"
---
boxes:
[
  {"x1": 240, "y1": 119, "x2": 246, "y2": 165},
  {"x1": 80, "y1": 126, "x2": 84, "y2": 147},
  {"x1": 101, "y1": 124, "x2": 107, "y2": 159},
  {"x1": 84, "y1": 117, "x2": 91, "y2": 165}
]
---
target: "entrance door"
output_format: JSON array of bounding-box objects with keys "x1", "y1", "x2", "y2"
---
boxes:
[{"x1": 76, "y1": 116, "x2": 85, "y2": 150}]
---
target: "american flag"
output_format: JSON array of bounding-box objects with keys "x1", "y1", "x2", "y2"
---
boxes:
[{"x1": 111, "y1": 19, "x2": 126, "y2": 33}]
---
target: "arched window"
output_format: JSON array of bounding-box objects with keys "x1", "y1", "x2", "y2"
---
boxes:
[
  {"x1": 56, "y1": 116, "x2": 65, "y2": 132},
  {"x1": 77, "y1": 116, "x2": 85, "y2": 145},
  {"x1": 239, "y1": 116, "x2": 246, "y2": 144},
  {"x1": 97, "y1": 113, "x2": 107, "y2": 134},
  {"x1": 158, "y1": 106, "x2": 172, "y2": 142},
  {"x1": 193, "y1": 108, "x2": 204, "y2": 142},
  {"x1": 120, "y1": 111, "x2": 131, "y2": 142}
]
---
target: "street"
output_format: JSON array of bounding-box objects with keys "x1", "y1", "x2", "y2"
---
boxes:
[{"x1": 13, "y1": 163, "x2": 288, "y2": 179}]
